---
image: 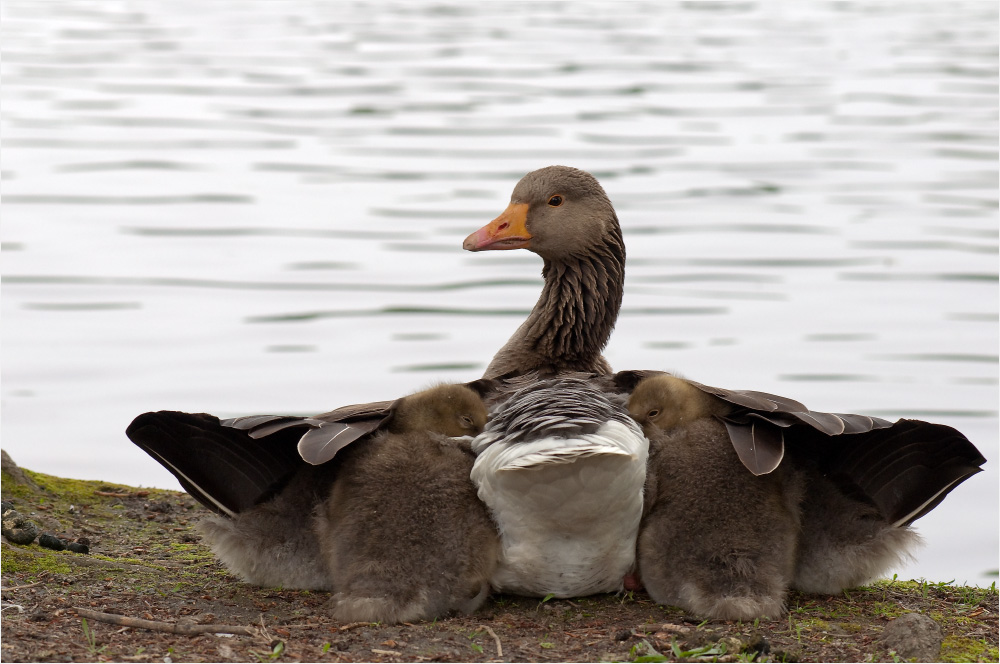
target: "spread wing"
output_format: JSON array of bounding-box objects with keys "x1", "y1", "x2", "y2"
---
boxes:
[
  {"x1": 126, "y1": 411, "x2": 305, "y2": 517},
  {"x1": 222, "y1": 400, "x2": 396, "y2": 466},
  {"x1": 612, "y1": 369, "x2": 985, "y2": 525}
]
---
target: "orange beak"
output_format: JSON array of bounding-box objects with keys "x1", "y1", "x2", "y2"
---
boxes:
[{"x1": 463, "y1": 202, "x2": 531, "y2": 252}]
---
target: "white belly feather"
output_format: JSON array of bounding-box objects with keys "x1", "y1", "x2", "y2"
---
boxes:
[{"x1": 471, "y1": 414, "x2": 648, "y2": 597}]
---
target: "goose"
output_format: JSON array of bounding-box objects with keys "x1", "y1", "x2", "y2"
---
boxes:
[
  {"x1": 460, "y1": 166, "x2": 982, "y2": 605},
  {"x1": 628, "y1": 376, "x2": 801, "y2": 620},
  {"x1": 316, "y1": 384, "x2": 499, "y2": 623},
  {"x1": 459, "y1": 167, "x2": 648, "y2": 597},
  {"x1": 128, "y1": 383, "x2": 496, "y2": 617},
  {"x1": 126, "y1": 165, "x2": 985, "y2": 620}
]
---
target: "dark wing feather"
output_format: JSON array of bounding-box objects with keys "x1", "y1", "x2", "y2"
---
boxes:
[
  {"x1": 686, "y1": 380, "x2": 984, "y2": 523},
  {"x1": 126, "y1": 411, "x2": 304, "y2": 517},
  {"x1": 818, "y1": 419, "x2": 986, "y2": 526},
  {"x1": 313, "y1": 399, "x2": 398, "y2": 423},
  {"x1": 219, "y1": 401, "x2": 396, "y2": 465}
]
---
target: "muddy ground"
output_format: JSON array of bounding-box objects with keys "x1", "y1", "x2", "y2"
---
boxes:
[{"x1": 1, "y1": 457, "x2": 997, "y2": 663}]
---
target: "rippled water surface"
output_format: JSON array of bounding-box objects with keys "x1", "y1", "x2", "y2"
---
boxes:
[{"x1": 3, "y1": 1, "x2": 997, "y2": 584}]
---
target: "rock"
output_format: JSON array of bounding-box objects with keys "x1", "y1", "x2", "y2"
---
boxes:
[
  {"x1": 2, "y1": 506, "x2": 39, "y2": 545},
  {"x1": 38, "y1": 533, "x2": 67, "y2": 551},
  {"x1": 880, "y1": 612, "x2": 942, "y2": 662},
  {"x1": 1, "y1": 449, "x2": 39, "y2": 488},
  {"x1": 743, "y1": 633, "x2": 771, "y2": 658},
  {"x1": 66, "y1": 542, "x2": 90, "y2": 554}
]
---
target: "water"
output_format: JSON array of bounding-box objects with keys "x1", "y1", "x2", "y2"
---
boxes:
[{"x1": 2, "y1": 1, "x2": 996, "y2": 586}]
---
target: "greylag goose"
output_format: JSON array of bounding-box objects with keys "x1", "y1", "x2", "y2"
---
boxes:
[
  {"x1": 461, "y1": 166, "x2": 982, "y2": 606},
  {"x1": 126, "y1": 165, "x2": 985, "y2": 621},
  {"x1": 628, "y1": 375, "x2": 801, "y2": 620},
  {"x1": 316, "y1": 384, "x2": 498, "y2": 623}
]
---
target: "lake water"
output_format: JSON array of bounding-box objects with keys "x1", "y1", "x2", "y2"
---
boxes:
[{"x1": 2, "y1": 1, "x2": 997, "y2": 586}]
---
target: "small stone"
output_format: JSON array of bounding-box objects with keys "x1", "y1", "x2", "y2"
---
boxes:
[
  {"x1": 66, "y1": 542, "x2": 89, "y2": 554},
  {"x1": 2, "y1": 508, "x2": 39, "y2": 545},
  {"x1": 880, "y1": 612, "x2": 942, "y2": 662},
  {"x1": 613, "y1": 629, "x2": 632, "y2": 641},
  {"x1": 743, "y1": 633, "x2": 771, "y2": 658},
  {"x1": 38, "y1": 533, "x2": 66, "y2": 551},
  {"x1": 718, "y1": 636, "x2": 744, "y2": 655}
]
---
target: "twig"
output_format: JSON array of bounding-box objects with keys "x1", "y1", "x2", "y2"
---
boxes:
[
  {"x1": 337, "y1": 621, "x2": 374, "y2": 631},
  {"x1": 371, "y1": 648, "x2": 402, "y2": 656},
  {"x1": 481, "y1": 624, "x2": 503, "y2": 658},
  {"x1": 74, "y1": 607, "x2": 255, "y2": 636},
  {"x1": 94, "y1": 490, "x2": 148, "y2": 498},
  {"x1": 1, "y1": 582, "x2": 42, "y2": 592}
]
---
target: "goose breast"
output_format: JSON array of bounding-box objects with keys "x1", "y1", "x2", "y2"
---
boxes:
[{"x1": 470, "y1": 378, "x2": 648, "y2": 598}]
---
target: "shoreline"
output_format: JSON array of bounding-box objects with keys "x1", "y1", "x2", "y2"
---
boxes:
[{"x1": 2, "y1": 454, "x2": 997, "y2": 662}]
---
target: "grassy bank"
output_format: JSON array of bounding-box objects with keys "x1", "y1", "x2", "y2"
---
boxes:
[{"x1": 2, "y1": 457, "x2": 996, "y2": 662}]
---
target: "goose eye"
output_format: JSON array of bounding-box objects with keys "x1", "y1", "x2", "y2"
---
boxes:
[
  {"x1": 547, "y1": 195, "x2": 563, "y2": 207},
  {"x1": 647, "y1": 409, "x2": 660, "y2": 419},
  {"x1": 460, "y1": 414, "x2": 474, "y2": 428}
]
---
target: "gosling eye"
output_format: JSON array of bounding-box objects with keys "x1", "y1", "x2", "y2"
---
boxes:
[
  {"x1": 547, "y1": 195, "x2": 563, "y2": 207},
  {"x1": 647, "y1": 409, "x2": 660, "y2": 419},
  {"x1": 459, "y1": 414, "x2": 475, "y2": 429}
]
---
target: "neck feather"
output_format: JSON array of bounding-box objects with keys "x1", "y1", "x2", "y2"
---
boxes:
[{"x1": 484, "y1": 225, "x2": 625, "y2": 378}]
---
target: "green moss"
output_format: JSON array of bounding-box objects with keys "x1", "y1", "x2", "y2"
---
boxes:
[
  {"x1": 939, "y1": 635, "x2": 999, "y2": 663},
  {"x1": 794, "y1": 618, "x2": 830, "y2": 631},
  {"x1": 837, "y1": 622, "x2": 864, "y2": 633},
  {"x1": 22, "y1": 469, "x2": 126, "y2": 504},
  {"x1": 1, "y1": 545, "x2": 74, "y2": 577},
  {"x1": 1, "y1": 471, "x2": 37, "y2": 502},
  {"x1": 867, "y1": 601, "x2": 906, "y2": 619},
  {"x1": 91, "y1": 553, "x2": 164, "y2": 570}
]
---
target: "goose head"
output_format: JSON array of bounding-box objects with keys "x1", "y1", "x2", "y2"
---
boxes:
[
  {"x1": 627, "y1": 374, "x2": 732, "y2": 435},
  {"x1": 386, "y1": 384, "x2": 488, "y2": 437},
  {"x1": 464, "y1": 166, "x2": 626, "y2": 378},
  {"x1": 463, "y1": 165, "x2": 620, "y2": 261}
]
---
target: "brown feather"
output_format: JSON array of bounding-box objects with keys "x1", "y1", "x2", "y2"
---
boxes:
[
  {"x1": 721, "y1": 416, "x2": 786, "y2": 476},
  {"x1": 614, "y1": 369, "x2": 984, "y2": 525}
]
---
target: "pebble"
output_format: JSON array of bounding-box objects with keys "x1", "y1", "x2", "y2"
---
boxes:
[{"x1": 880, "y1": 612, "x2": 942, "y2": 662}]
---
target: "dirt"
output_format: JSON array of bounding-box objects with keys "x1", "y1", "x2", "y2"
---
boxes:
[{"x1": 2, "y1": 457, "x2": 997, "y2": 663}]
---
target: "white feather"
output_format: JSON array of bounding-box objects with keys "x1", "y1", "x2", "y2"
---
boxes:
[{"x1": 471, "y1": 419, "x2": 648, "y2": 598}]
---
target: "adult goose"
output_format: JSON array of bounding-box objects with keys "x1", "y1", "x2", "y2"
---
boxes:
[
  {"x1": 126, "y1": 166, "x2": 985, "y2": 619},
  {"x1": 459, "y1": 166, "x2": 983, "y2": 608}
]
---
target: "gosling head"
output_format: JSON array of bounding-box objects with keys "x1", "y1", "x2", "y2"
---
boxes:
[
  {"x1": 388, "y1": 384, "x2": 489, "y2": 438},
  {"x1": 627, "y1": 374, "x2": 730, "y2": 435}
]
